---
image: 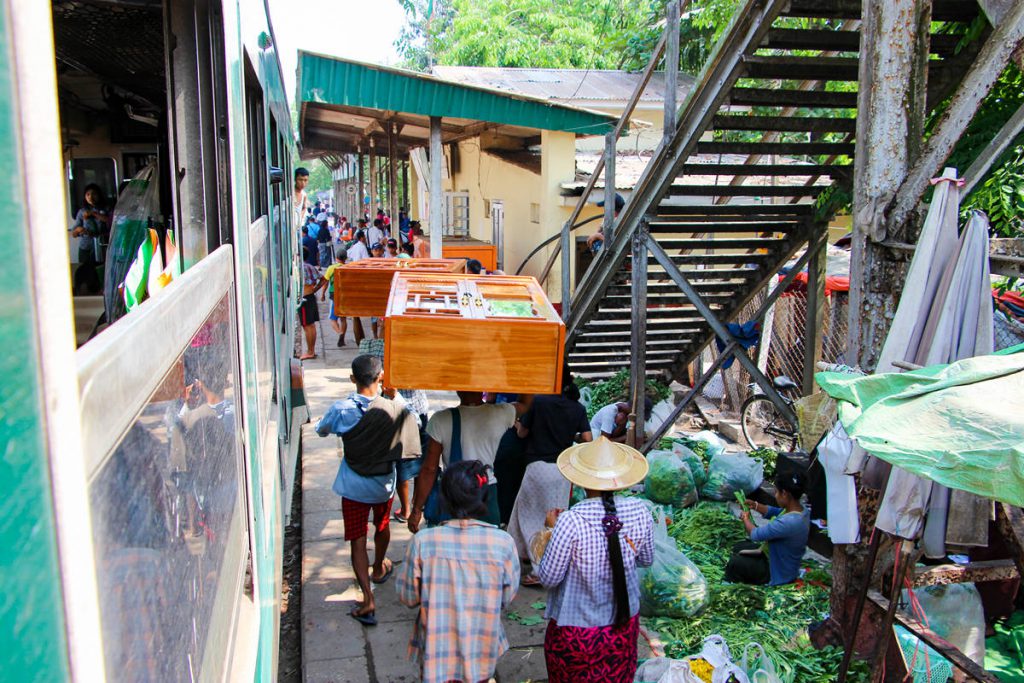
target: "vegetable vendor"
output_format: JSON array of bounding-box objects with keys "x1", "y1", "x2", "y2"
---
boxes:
[
  {"x1": 725, "y1": 472, "x2": 810, "y2": 585},
  {"x1": 535, "y1": 437, "x2": 655, "y2": 683}
]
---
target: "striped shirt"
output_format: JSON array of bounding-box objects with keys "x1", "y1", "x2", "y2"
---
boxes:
[
  {"x1": 396, "y1": 519, "x2": 520, "y2": 683},
  {"x1": 537, "y1": 496, "x2": 655, "y2": 628}
]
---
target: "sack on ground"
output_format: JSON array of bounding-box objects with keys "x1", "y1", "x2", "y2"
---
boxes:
[
  {"x1": 672, "y1": 442, "x2": 708, "y2": 489},
  {"x1": 701, "y1": 453, "x2": 765, "y2": 501},
  {"x1": 690, "y1": 430, "x2": 727, "y2": 459},
  {"x1": 645, "y1": 450, "x2": 699, "y2": 507},
  {"x1": 680, "y1": 635, "x2": 752, "y2": 683},
  {"x1": 639, "y1": 508, "x2": 708, "y2": 618},
  {"x1": 740, "y1": 643, "x2": 782, "y2": 683}
]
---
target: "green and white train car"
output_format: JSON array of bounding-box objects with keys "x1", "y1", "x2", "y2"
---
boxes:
[{"x1": 2, "y1": 0, "x2": 305, "y2": 680}]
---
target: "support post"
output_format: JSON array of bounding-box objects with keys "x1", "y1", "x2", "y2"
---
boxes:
[
  {"x1": 663, "y1": 0, "x2": 680, "y2": 141},
  {"x1": 604, "y1": 132, "x2": 617, "y2": 244},
  {"x1": 369, "y1": 145, "x2": 377, "y2": 217},
  {"x1": 429, "y1": 116, "x2": 444, "y2": 258},
  {"x1": 846, "y1": 0, "x2": 931, "y2": 371},
  {"x1": 802, "y1": 227, "x2": 827, "y2": 395},
  {"x1": 870, "y1": 539, "x2": 915, "y2": 683},
  {"x1": 401, "y1": 159, "x2": 409, "y2": 214},
  {"x1": 629, "y1": 223, "x2": 649, "y2": 447},
  {"x1": 388, "y1": 121, "x2": 400, "y2": 240},
  {"x1": 357, "y1": 151, "x2": 365, "y2": 219},
  {"x1": 836, "y1": 531, "x2": 883, "y2": 683},
  {"x1": 560, "y1": 223, "x2": 571, "y2": 320}
]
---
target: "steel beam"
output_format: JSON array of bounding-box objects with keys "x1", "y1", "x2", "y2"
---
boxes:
[
  {"x1": 647, "y1": 238, "x2": 799, "y2": 427},
  {"x1": 630, "y1": 225, "x2": 649, "y2": 446}
]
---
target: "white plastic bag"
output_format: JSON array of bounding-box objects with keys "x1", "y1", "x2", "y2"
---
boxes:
[
  {"x1": 901, "y1": 583, "x2": 985, "y2": 666},
  {"x1": 638, "y1": 509, "x2": 708, "y2": 618},
  {"x1": 649, "y1": 399, "x2": 676, "y2": 436},
  {"x1": 700, "y1": 453, "x2": 765, "y2": 501},
  {"x1": 645, "y1": 450, "x2": 698, "y2": 507},
  {"x1": 741, "y1": 643, "x2": 782, "y2": 683},
  {"x1": 691, "y1": 430, "x2": 727, "y2": 459},
  {"x1": 682, "y1": 636, "x2": 751, "y2": 683},
  {"x1": 818, "y1": 423, "x2": 860, "y2": 544}
]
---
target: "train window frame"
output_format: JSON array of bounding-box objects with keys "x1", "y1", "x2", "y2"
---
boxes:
[{"x1": 243, "y1": 59, "x2": 268, "y2": 224}]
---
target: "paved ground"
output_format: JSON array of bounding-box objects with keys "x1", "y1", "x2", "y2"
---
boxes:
[{"x1": 296, "y1": 306, "x2": 658, "y2": 683}]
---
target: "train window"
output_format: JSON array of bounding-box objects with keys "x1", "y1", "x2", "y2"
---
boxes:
[
  {"x1": 88, "y1": 295, "x2": 246, "y2": 682},
  {"x1": 269, "y1": 116, "x2": 281, "y2": 207},
  {"x1": 244, "y1": 61, "x2": 268, "y2": 223}
]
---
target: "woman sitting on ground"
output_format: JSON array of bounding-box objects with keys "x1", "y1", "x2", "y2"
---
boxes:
[
  {"x1": 535, "y1": 438, "x2": 654, "y2": 683},
  {"x1": 726, "y1": 471, "x2": 810, "y2": 585},
  {"x1": 396, "y1": 460, "x2": 520, "y2": 683}
]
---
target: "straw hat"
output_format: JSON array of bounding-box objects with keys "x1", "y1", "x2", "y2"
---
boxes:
[{"x1": 556, "y1": 436, "x2": 649, "y2": 492}]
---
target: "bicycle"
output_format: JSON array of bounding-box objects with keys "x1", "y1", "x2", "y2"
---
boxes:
[{"x1": 740, "y1": 375, "x2": 800, "y2": 452}]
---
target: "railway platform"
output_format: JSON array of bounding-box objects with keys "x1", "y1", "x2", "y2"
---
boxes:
[{"x1": 296, "y1": 301, "x2": 658, "y2": 682}]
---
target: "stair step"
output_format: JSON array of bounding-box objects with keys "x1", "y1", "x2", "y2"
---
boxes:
[
  {"x1": 570, "y1": 357, "x2": 675, "y2": 369},
  {"x1": 608, "y1": 281, "x2": 747, "y2": 294},
  {"x1": 647, "y1": 221, "x2": 801, "y2": 234},
  {"x1": 696, "y1": 141, "x2": 855, "y2": 156},
  {"x1": 604, "y1": 293, "x2": 736, "y2": 307},
  {"x1": 573, "y1": 368, "x2": 666, "y2": 381},
  {"x1": 667, "y1": 184, "x2": 826, "y2": 198},
  {"x1": 784, "y1": 0, "x2": 977, "y2": 22},
  {"x1": 727, "y1": 87, "x2": 857, "y2": 109},
  {"x1": 652, "y1": 236, "x2": 789, "y2": 250},
  {"x1": 743, "y1": 55, "x2": 860, "y2": 81},
  {"x1": 574, "y1": 338, "x2": 690, "y2": 350},
  {"x1": 649, "y1": 253, "x2": 772, "y2": 265},
  {"x1": 656, "y1": 203, "x2": 814, "y2": 217},
  {"x1": 584, "y1": 316, "x2": 705, "y2": 328},
  {"x1": 570, "y1": 348, "x2": 680, "y2": 360},
  {"x1": 759, "y1": 28, "x2": 961, "y2": 57},
  {"x1": 712, "y1": 114, "x2": 856, "y2": 134},
  {"x1": 678, "y1": 164, "x2": 850, "y2": 179},
  {"x1": 594, "y1": 306, "x2": 724, "y2": 318},
  {"x1": 575, "y1": 330, "x2": 702, "y2": 343}
]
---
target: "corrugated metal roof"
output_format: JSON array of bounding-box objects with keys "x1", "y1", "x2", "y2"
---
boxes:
[
  {"x1": 431, "y1": 66, "x2": 695, "y2": 105},
  {"x1": 297, "y1": 52, "x2": 617, "y2": 138}
]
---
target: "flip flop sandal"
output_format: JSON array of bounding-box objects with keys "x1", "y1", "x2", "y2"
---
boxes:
[
  {"x1": 349, "y1": 607, "x2": 377, "y2": 627},
  {"x1": 392, "y1": 511, "x2": 408, "y2": 523},
  {"x1": 520, "y1": 573, "x2": 542, "y2": 587},
  {"x1": 371, "y1": 560, "x2": 394, "y2": 585}
]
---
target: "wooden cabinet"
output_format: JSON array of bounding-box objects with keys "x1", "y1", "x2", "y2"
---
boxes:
[
  {"x1": 383, "y1": 273, "x2": 565, "y2": 393},
  {"x1": 333, "y1": 258, "x2": 465, "y2": 317}
]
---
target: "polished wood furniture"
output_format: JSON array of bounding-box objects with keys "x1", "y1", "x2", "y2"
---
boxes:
[
  {"x1": 383, "y1": 273, "x2": 565, "y2": 393},
  {"x1": 333, "y1": 258, "x2": 465, "y2": 317}
]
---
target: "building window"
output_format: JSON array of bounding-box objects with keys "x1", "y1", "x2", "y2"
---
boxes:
[{"x1": 444, "y1": 191, "x2": 470, "y2": 238}]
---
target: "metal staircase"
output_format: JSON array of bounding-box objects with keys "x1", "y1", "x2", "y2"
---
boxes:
[{"x1": 555, "y1": 0, "x2": 986, "y2": 443}]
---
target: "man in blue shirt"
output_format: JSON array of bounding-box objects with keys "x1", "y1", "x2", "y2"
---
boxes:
[
  {"x1": 726, "y1": 471, "x2": 810, "y2": 585},
  {"x1": 317, "y1": 355, "x2": 410, "y2": 626},
  {"x1": 301, "y1": 226, "x2": 318, "y2": 266}
]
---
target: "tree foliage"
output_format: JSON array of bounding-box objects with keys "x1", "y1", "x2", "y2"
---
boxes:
[{"x1": 395, "y1": 0, "x2": 742, "y2": 74}]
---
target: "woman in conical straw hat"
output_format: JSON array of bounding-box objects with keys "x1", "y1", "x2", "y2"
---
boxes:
[{"x1": 534, "y1": 437, "x2": 655, "y2": 683}]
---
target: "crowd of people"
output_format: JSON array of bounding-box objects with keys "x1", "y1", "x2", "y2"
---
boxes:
[
  {"x1": 302, "y1": 168, "x2": 810, "y2": 683},
  {"x1": 293, "y1": 166, "x2": 424, "y2": 360}
]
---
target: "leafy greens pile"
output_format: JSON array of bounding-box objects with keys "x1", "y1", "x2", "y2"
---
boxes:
[
  {"x1": 579, "y1": 369, "x2": 672, "y2": 419},
  {"x1": 643, "y1": 502, "x2": 868, "y2": 683}
]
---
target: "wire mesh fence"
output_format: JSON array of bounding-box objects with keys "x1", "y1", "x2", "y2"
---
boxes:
[{"x1": 763, "y1": 290, "x2": 849, "y2": 390}]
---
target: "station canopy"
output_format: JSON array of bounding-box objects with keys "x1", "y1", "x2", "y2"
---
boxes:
[{"x1": 296, "y1": 51, "x2": 618, "y2": 158}]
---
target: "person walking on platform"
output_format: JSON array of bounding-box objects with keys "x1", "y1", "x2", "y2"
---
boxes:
[
  {"x1": 396, "y1": 460, "x2": 520, "y2": 683},
  {"x1": 535, "y1": 438, "x2": 653, "y2": 683},
  {"x1": 316, "y1": 354, "x2": 421, "y2": 627}
]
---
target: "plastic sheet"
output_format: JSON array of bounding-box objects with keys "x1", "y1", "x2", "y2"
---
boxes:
[{"x1": 700, "y1": 454, "x2": 764, "y2": 501}]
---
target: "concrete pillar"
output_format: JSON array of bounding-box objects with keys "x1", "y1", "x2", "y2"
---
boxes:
[{"x1": 539, "y1": 130, "x2": 576, "y2": 303}]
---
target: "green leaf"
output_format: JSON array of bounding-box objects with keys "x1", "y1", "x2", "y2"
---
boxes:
[
  {"x1": 518, "y1": 615, "x2": 545, "y2": 626},
  {"x1": 530, "y1": 601, "x2": 547, "y2": 610}
]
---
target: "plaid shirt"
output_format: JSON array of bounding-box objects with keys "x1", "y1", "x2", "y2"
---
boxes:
[
  {"x1": 537, "y1": 496, "x2": 654, "y2": 628},
  {"x1": 396, "y1": 519, "x2": 520, "y2": 683}
]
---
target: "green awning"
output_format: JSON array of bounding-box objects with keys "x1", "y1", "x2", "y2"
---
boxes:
[
  {"x1": 297, "y1": 51, "x2": 617, "y2": 156},
  {"x1": 816, "y1": 346, "x2": 1024, "y2": 506}
]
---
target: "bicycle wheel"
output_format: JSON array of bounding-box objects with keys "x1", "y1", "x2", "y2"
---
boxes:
[{"x1": 740, "y1": 395, "x2": 797, "y2": 451}]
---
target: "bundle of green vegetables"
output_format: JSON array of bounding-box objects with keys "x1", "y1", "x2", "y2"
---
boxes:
[
  {"x1": 578, "y1": 368, "x2": 672, "y2": 419},
  {"x1": 644, "y1": 451, "x2": 698, "y2": 507},
  {"x1": 643, "y1": 502, "x2": 868, "y2": 682},
  {"x1": 749, "y1": 446, "x2": 779, "y2": 479}
]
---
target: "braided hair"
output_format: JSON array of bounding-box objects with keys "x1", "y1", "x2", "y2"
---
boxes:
[{"x1": 600, "y1": 491, "x2": 631, "y2": 627}]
